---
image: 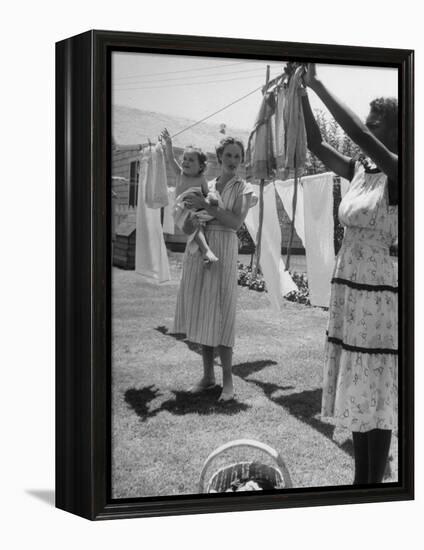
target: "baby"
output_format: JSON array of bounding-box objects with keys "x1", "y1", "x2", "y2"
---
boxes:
[{"x1": 161, "y1": 128, "x2": 222, "y2": 264}]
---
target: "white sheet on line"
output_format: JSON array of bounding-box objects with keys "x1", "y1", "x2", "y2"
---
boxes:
[
  {"x1": 145, "y1": 143, "x2": 169, "y2": 209},
  {"x1": 244, "y1": 182, "x2": 298, "y2": 311},
  {"x1": 135, "y1": 151, "x2": 170, "y2": 283},
  {"x1": 276, "y1": 172, "x2": 335, "y2": 308},
  {"x1": 162, "y1": 187, "x2": 176, "y2": 234},
  {"x1": 274, "y1": 178, "x2": 305, "y2": 243}
]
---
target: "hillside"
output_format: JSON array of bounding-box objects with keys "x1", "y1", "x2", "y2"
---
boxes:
[{"x1": 112, "y1": 105, "x2": 251, "y2": 153}]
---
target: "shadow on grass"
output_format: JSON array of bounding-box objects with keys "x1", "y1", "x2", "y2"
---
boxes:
[
  {"x1": 232, "y1": 360, "x2": 279, "y2": 378},
  {"x1": 125, "y1": 386, "x2": 250, "y2": 421},
  {"x1": 248, "y1": 383, "x2": 354, "y2": 459},
  {"x1": 155, "y1": 326, "x2": 204, "y2": 356},
  {"x1": 125, "y1": 386, "x2": 162, "y2": 419}
]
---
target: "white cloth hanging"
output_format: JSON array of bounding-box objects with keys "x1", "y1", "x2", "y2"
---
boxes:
[
  {"x1": 136, "y1": 151, "x2": 170, "y2": 283},
  {"x1": 145, "y1": 143, "x2": 169, "y2": 209},
  {"x1": 162, "y1": 187, "x2": 176, "y2": 234},
  {"x1": 276, "y1": 172, "x2": 335, "y2": 308},
  {"x1": 340, "y1": 176, "x2": 350, "y2": 198},
  {"x1": 244, "y1": 183, "x2": 298, "y2": 311},
  {"x1": 274, "y1": 178, "x2": 305, "y2": 244},
  {"x1": 302, "y1": 172, "x2": 335, "y2": 307}
]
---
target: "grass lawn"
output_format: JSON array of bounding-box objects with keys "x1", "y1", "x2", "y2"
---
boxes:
[{"x1": 111, "y1": 252, "x2": 398, "y2": 498}]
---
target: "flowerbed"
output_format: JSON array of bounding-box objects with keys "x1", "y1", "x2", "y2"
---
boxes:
[{"x1": 237, "y1": 263, "x2": 311, "y2": 306}]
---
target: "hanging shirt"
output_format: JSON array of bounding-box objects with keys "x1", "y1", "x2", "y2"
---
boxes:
[
  {"x1": 136, "y1": 150, "x2": 170, "y2": 282},
  {"x1": 244, "y1": 182, "x2": 298, "y2": 311},
  {"x1": 245, "y1": 92, "x2": 276, "y2": 180},
  {"x1": 145, "y1": 143, "x2": 169, "y2": 209},
  {"x1": 274, "y1": 67, "x2": 307, "y2": 176}
]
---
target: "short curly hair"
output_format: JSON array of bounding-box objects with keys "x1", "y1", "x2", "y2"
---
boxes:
[
  {"x1": 182, "y1": 146, "x2": 208, "y2": 174},
  {"x1": 215, "y1": 136, "x2": 245, "y2": 164},
  {"x1": 369, "y1": 97, "x2": 398, "y2": 128}
]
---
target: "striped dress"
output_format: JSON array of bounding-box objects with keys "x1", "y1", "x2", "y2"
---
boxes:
[
  {"x1": 322, "y1": 162, "x2": 398, "y2": 432},
  {"x1": 173, "y1": 176, "x2": 254, "y2": 348}
]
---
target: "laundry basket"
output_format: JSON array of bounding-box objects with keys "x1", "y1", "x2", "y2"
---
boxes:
[{"x1": 198, "y1": 439, "x2": 292, "y2": 493}]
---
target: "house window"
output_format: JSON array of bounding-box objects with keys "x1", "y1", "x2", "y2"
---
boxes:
[{"x1": 128, "y1": 160, "x2": 140, "y2": 207}]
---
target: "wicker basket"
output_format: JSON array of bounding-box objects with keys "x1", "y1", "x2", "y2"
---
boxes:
[{"x1": 198, "y1": 439, "x2": 292, "y2": 493}]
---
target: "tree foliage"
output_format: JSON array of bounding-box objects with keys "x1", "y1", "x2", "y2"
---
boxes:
[{"x1": 303, "y1": 109, "x2": 361, "y2": 176}]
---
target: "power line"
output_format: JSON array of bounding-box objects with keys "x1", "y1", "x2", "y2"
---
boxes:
[
  {"x1": 114, "y1": 60, "x2": 260, "y2": 81},
  {"x1": 114, "y1": 72, "x2": 282, "y2": 92},
  {"x1": 113, "y1": 66, "x2": 279, "y2": 87}
]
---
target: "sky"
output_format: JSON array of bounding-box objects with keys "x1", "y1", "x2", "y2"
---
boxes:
[{"x1": 112, "y1": 52, "x2": 398, "y2": 132}]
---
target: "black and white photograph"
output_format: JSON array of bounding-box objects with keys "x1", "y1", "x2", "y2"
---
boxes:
[{"x1": 111, "y1": 52, "x2": 400, "y2": 498}]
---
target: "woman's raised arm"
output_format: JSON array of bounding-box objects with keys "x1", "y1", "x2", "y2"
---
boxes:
[
  {"x1": 302, "y1": 90, "x2": 353, "y2": 181},
  {"x1": 304, "y1": 64, "x2": 398, "y2": 182}
]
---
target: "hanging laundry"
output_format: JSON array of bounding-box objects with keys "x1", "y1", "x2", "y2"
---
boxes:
[
  {"x1": 274, "y1": 178, "x2": 305, "y2": 243},
  {"x1": 244, "y1": 183, "x2": 298, "y2": 311},
  {"x1": 284, "y1": 66, "x2": 307, "y2": 170},
  {"x1": 145, "y1": 143, "x2": 169, "y2": 209},
  {"x1": 136, "y1": 150, "x2": 170, "y2": 283},
  {"x1": 162, "y1": 187, "x2": 176, "y2": 235},
  {"x1": 302, "y1": 173, "x2": 335, "y2": 307},
  {"x1": 273, "y1": 66, "x2": 307, "y2": 176},
  {"x1": 245, "y1": 92, "x2": 276, "y2": 180},
  {"x1": 276, "y1": 172, "x2": 335, "y2": 308},
  {"x1": 275, "y1": 84, "x2": 287, "y2": 175}
]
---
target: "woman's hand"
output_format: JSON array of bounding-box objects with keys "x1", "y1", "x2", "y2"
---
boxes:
[
  {"x1": 303, "y1": 63, "x2": 320, "y2": 90},
  {"x1": 184, "y1": 192, "x2": 208, "y2": 210}
]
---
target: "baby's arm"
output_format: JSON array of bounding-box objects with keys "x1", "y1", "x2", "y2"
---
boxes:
[{"x1": 160, "y1": 128, "x2": 181, "y2": 176}]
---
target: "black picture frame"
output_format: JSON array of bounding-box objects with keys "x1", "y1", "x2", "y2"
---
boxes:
[{"x1": 56, "y1": 29, "x2": 414, "y2": 521}]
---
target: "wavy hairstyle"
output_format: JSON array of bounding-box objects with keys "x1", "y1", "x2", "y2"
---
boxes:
[{"x1": 215, "y1": 136, "x2": 245, "y2": 165}]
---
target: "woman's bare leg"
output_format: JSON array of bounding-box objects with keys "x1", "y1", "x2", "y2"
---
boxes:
[
  {"x1": 218, "y1": 345, "x2": 234, "y2": 401},
  {"x1": 189, "y1": 345, "x2": 216, "y2": 392}
]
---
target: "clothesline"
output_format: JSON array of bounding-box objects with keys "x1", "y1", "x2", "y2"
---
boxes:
[
  {"x1": 140, "y1": 80, "x2": 282, "y2": 148},
  {"x1": 170, "y1": 85, "x2": 263, "y2": 139}
]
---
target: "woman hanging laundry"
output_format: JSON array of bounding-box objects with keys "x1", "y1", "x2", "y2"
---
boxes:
[{"x1": 302, "y1": 63, "x2": 398, "y2": 484}]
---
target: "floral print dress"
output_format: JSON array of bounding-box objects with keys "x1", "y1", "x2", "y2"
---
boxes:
[{"x1": 321, "y1": 163, "x2": 398, "y2": 432}]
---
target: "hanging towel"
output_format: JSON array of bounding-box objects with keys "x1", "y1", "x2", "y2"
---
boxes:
[
  {"x1": 274, "y1": 178, "x2": 305, "y2": 244},
  {"x1": 145, "y1": 143, "x2": 169, "y2": 209},
  {"x1": 302, "y1": 172, "x2": 335, "y2": 307},
  {"x1": 163, "y1": 187, "x2": 176, "y2": 235},
  {"x1": 276, "y1": 173, "x2": 335, "y2": 307},
  {"x1": 244, "y1": 183, "x2": 298, "y2": 311},
  {"x1": 245, "y1": 92, "x2": 276, "y2": 180},
  {"x1": 136, "y1": 151, "x2": 170, "y2": 283},
  {"x1": 275, "y1": 85, "x2": 287, "y2": 174}
]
